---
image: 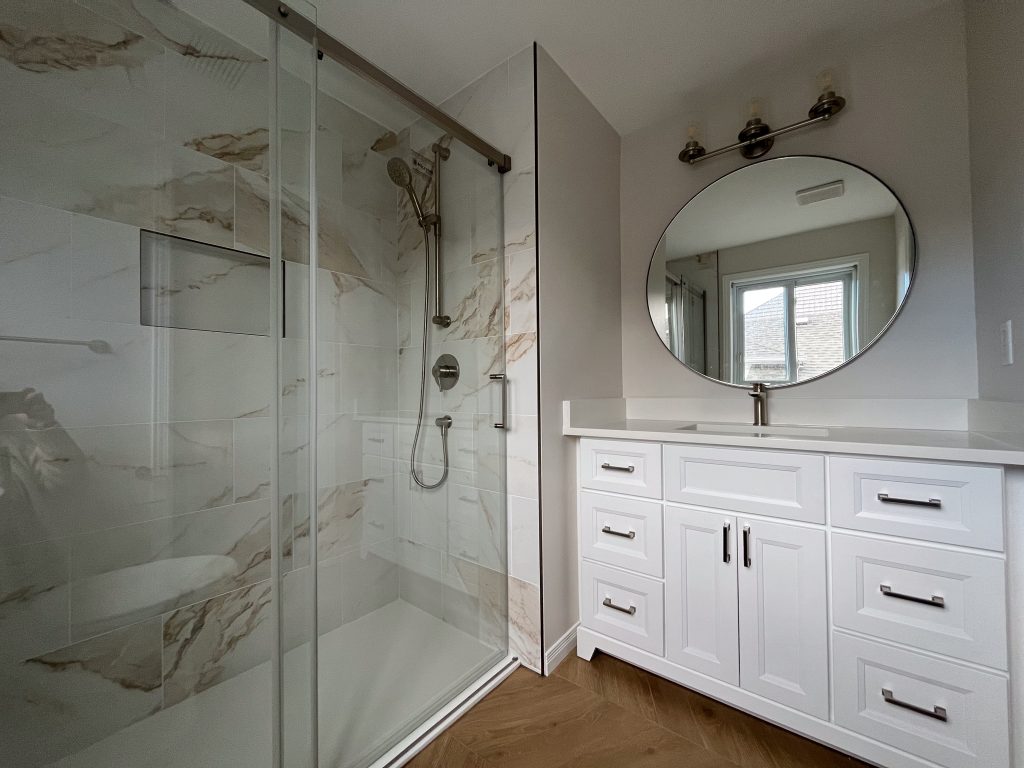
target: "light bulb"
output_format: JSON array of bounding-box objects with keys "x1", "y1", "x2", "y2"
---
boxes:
[
  {"x1": 686, "y1": 123, "x2": 700, "y2": 142},
  {"x1": 748, "y1": 98, "x2": 763, "y2": 121}
]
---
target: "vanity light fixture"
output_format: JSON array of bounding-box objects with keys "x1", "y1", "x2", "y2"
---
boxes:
[{"x1": 678, "y1": 73, "x2": 847, "y2": 165}]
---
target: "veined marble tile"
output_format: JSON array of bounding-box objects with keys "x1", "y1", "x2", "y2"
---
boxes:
[
  {"x1": 140, "y1": 231, "x2": 272, "y2": 336},
  {"x1": 502, "y1": 165, "x2": 536, "y2": 254},
  {"x1": 395, "y1": 461, "x2": 448, "y2": 552},
  {"x1": 505, "y1": 248, "x2": 537, "y2": 335},
  {"x1": 399, "y1": 260, "x2": 501, "y2": 347},
  {"x1": 0, "y1": 79, "x2": 159, "y2": 229},
  {"x1": 318, "y1": 91, "x2": 399, "y2": 221},
  {"x1": 508, "y1": 576, "x2": 541, "y2": 671},
  {"x1": 62, "y1": 420, "x2": 233, "y2": 532},
  {"x1": 77, "y1": 0, "x2": 268, "y2": 64},
  {"x1": 0, "y1": 316, "x2": 153, "y2": 428},
  {"x1": 0, "y1": 196, "x2": 72, "y2": 323},
  {"x1": 282, "y1": 564, "x2": 313, "y2": 650},
  {"x1": 0, "y1": 540, "x2": 70, "y2": 663},
  {"x1": 0, "y1": 618, "x2": 162, "y2": 767},
  {"x1": 153, "y1": 145, "x2": 234, "y2": 248},
  {"x1": 71, "y1": 214, "x2": 141, "y2": 325},
  {"x1": 505, "y1": 332, "x2": 538, "y2": 416},
  {"x1": 339, "y1": 544, "x2": 398, "y2": 624},
  {"x1": 319, "y1": 196, "x2": 398, "y2": 283},
  {"x1": 232, "y1": 417, "x2": 272, "y2": 503},
  {"x1": 444, "y1": 557, "x2": 507, "y2": 650},
  {"x1": 154, "y1": 327, "x2": 274, "y2": 421},
  {"x1": 506, "y1": 413, "x2": 539, "y2": 500},
  {"x1": 317, "y1": 271, "x2": 398, "y2": 347},
  {"x1": 447, "y1": 485, "x2": 505, "y2": 573},
  {"x1": 162, "y1": 579, "x2": 272, "y2": 707},
  {"x1": 234, "y1": 166, "x2": 311, "y2": 261},
  {"x1": 507, "y1": 495, "x2": 540, "y2": 586},
  {"x1": 278, "y1": 338, "x2": 348, "y2": 419},
  {"x1": 336, "y1": 344, "x2": 398, "y2": 416},
  {"x1": 291, "y1": 472, "x2": 396, "y2": 565},
  {"x1": 163, "y1": 48, "x2": 270, "y2": 175},
  {"x1": 0, "y1": 0, "x2": 166, "y2": 137},
  {"x1": 316, "y1": 413, "x2": 377, "y2": 490},
  {"x1": 70, "y1": 499, "x2": 271, "y2": 640},
  {"x1": 397, "y1": 537, "x2": 445, "y2": 619}
]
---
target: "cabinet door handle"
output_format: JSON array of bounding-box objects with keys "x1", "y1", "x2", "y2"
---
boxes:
[
  {"x1": 881, "y1": 688, "x2": 948, "y2": 722},
  {"x1": 602, "y1": 597, "x2": 637, "y2": 616},
  {"x1": 722, "y1": 522, "x2": 731, "y2": 564},
  {"x1": 601, "y1": 525, "x2": 636, "y2": 539},
  {"x1": 600, "y1": 462, "x2": 635, "y2": 473},
  {"x1": 877, "y1": 492, "x2": 942, "y2": 508},
  {"x1": 879, "y1": 584, "x2": 945, "y2": 608},
  {"x1": 742, "y1": 525, "x2": 751, "y2": 568}
]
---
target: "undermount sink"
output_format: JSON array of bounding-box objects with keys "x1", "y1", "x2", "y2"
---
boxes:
[{"x1": 677, "y1": 422, "x2": 830, "y2": 438}]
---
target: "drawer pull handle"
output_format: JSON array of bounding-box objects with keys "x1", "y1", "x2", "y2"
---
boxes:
[
  {"x1": 877, "y1": 492, "x2": 942, "y2": 508},
  {"x1": 742, "y1": 525, "x2": 751, "y2": 568},
  {"x1": 880, "y1": 584, "x2": 945, "y2": 608},
  {"x1": 723, "y1": 522, "x2": 731, "y2": 564},
  {"x1": 600, "y1": 462, "x2": 635, "y2": 473},
  {"x1": 602, "y1": 597, "x2": 637, "y2": 616},
  {"x1": 881, "y1": 688, "x2": 948, "y2": 722},
  {"x1": 601, "y1": 525, "x2": 636, "y2": 539}
]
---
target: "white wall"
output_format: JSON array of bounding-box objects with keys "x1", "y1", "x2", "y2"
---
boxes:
[
  {"x1": 620, "y1": 2, "x2": 979, "y2": 405},
  {"x1": 966, "y1": 0, "x2": 1024, "y2": 404},
  {"x1": 536, "y1": 45, "x2": 623, "y2": 666}
]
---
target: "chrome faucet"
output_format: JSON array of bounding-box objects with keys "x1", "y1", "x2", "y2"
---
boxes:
[{"x1": 749, "y1": 383, "x2": 768, "y2": 426}]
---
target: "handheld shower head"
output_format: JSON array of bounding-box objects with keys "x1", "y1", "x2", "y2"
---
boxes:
[{"x1": 386, "y1": 157, "x2": 426, "y2": 224}]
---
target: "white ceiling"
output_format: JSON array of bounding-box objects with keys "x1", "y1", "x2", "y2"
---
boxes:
[
  {"x1": 664, "y1": 156, "x2": 900, "y2": 257},
  {"x1": 314, "y1": 0, "x2": 942, "y2": 135}
]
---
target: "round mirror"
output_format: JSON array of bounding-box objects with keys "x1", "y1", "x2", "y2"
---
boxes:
[{"x1": 647, "y1": 156, "x2": 916, "y2": 388}]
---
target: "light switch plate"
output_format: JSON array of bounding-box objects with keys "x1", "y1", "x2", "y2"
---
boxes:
[{"x1": 1001, "y1": 320, "x2": 1014, "y2": 366}]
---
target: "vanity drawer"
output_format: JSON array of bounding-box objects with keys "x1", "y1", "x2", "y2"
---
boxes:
[
  {"x1": 831, "y1": 534, "x2": 1006, "y2": 669},
  {"x1": 663, "y1": 445, "x2": 824, "y2": 523},
  {"x1": 580, "y1": 561, "x2": 664, "y2": 655},
  {"x1": 829, "y1": 457, "x2": 1004, "y2": 550},
  {"x1": 580, "y1": 439, "x2": 662, "y2": 499},
  {"x1": 832, "y1": 632, "x2": 1009, "y2": 768},
  {"x1": 580, "y1": 492, "x2": 663, "y2": 577}
]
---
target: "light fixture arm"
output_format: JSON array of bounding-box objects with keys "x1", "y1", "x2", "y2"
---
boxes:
[{"x1": 679, "y1": 91, "x2": 846, "y2": 165}]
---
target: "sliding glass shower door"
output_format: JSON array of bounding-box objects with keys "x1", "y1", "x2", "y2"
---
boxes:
[{"x1": 0, "y1": 1, "x2": 507, "y2": 766}]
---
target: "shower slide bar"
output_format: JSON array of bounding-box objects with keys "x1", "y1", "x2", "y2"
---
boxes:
[{"x1": 241, "y1": 0, "x2": 513, "y2": 174}]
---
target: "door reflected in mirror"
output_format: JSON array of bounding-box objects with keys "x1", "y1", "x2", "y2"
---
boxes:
[{"x1": 648, "y1": 156, "x2": 915, "y2": 387}]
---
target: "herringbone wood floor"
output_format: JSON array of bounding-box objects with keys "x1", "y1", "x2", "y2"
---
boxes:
[{"x1": 408, "y1": 651, "x2": 871, "y2": 767}]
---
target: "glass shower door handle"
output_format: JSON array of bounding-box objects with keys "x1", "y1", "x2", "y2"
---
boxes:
[{"x1": 490, "y1": 373, "x2": 507, "y2": 429}]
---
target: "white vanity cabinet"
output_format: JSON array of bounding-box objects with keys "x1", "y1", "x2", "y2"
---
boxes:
[{"x1": 575, "y1": 437, "x2": 1012, "y2": 768}]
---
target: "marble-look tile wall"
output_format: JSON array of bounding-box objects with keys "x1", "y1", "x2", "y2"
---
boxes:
[
  {"x1": 415, "y1": 46, "x2": 542, "y2": 670},
  {"x1": 0, "y1": 1, "x2": 400, "y2": 765}
]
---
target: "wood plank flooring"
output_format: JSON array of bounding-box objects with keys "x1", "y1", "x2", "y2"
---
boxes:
[{"x1": 408, "y1": 651, "x2": 871, "y2": 768}]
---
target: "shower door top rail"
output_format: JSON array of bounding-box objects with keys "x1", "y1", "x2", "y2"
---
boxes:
[{"x1": 244, "y1": 0, "x2": 513, "y2": 174}]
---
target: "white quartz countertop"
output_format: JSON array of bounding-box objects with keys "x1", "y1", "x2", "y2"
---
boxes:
[{"x1": 563, "y1": 407, "x2": 1024, "y2": 466}]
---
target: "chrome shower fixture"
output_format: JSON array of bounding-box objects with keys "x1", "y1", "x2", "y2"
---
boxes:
[
  {"x1": 387, "y1": 157, "x2": 428, "y2": 226},
  {"x1": 679, "y1": 75, "x2": 847, "y2": 165}
]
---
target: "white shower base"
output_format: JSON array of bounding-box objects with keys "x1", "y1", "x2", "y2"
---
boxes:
[{"x1": 63, "y1": 600, "x2": 500, "y2": 768}]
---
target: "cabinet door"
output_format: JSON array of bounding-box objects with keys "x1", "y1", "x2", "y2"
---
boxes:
[
  {"x1": 664, "y1": 505, "x2": 739, "y2": 684},
  {"x1": 738, "y1": 518, "x2": 828, "y2": 719}
]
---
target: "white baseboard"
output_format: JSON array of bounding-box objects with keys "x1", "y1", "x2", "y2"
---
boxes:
[{"x1": 543, "y1": 622, "x2": 579, "y2": 675}]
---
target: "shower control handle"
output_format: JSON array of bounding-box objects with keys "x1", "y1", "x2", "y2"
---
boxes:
[{"x1": 490, "y1": 373, "x2": 507, "y2": 429}]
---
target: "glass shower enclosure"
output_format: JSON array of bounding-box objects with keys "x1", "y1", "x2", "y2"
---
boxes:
[{"x1": 0, "y1": 1, "x2": 510, "y2": 766}]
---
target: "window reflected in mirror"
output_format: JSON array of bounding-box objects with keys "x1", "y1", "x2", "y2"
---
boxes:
[{"x1": 649, "y1": 156, "x2": 915, "y2": 387}]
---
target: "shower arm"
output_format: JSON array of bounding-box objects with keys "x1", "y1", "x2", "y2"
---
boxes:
[{"x1": 431, "y1": 141, "x2": 451, "y2": 328}]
